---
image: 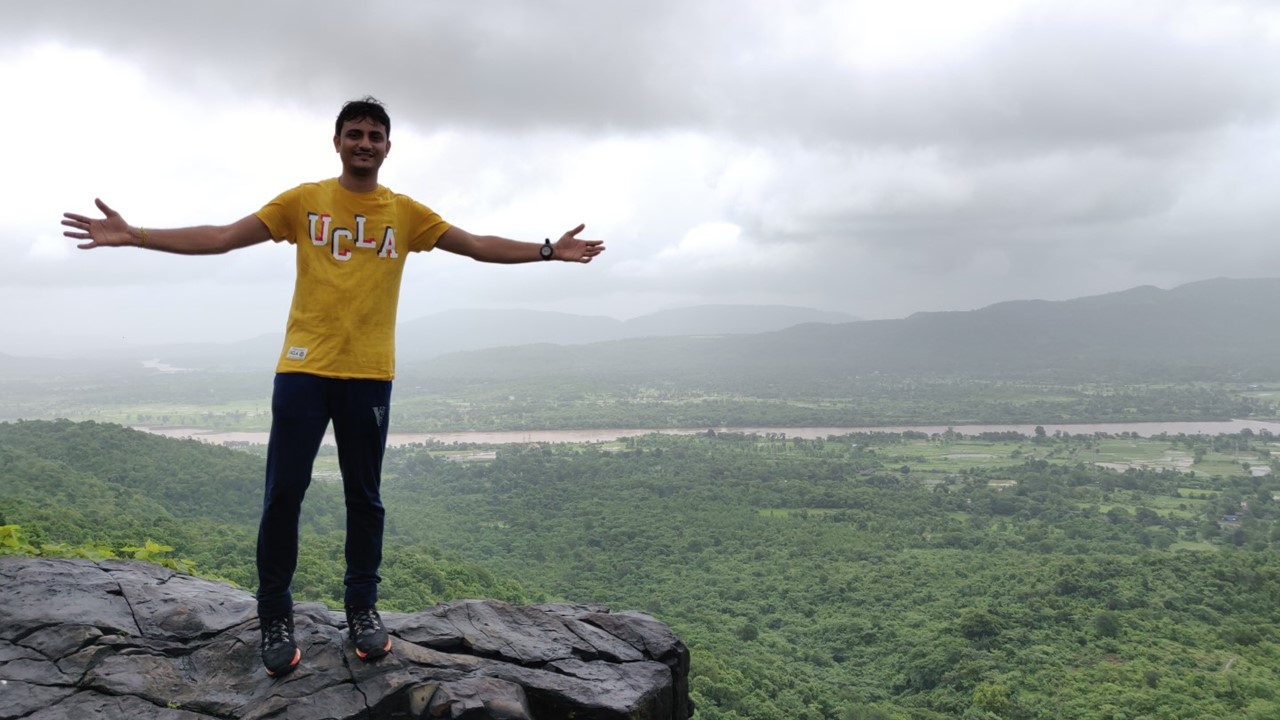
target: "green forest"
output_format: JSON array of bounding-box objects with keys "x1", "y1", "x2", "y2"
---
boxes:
[{"x1": 4, "y1": 419, "x2": 1280, "y2": 718}]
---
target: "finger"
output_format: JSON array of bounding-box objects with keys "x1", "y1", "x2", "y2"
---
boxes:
[
  {"x1": 94, "y1": 197, "x2": 118, "y2": 218},
  {"x1": 63, "y1": 230, "x2": 90, "y2": 239},
  {"x1": 62, "y1": 214, "x2": 91, "y2": 225},
  {"x1": 76, "y1": 240, "x2": 99, "y2": 250}
]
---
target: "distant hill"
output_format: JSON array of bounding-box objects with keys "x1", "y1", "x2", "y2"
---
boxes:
[
  {"x1": 766, "y1": 277, "x2": 1280, "y2": 379},
  {"x1": 618, "y1": 304, "x2": 857, "y2": 337},
  {"x1": 403, "y1": 278, "x2": 1280, "y2": 385},
  {"x1": 394, "y1": 309, "x2": 621, "y2": 360},
  {"x1": 4, "y1": 304, "x2": 858, "y2": 370},
  {"x1": 0, "y1": 352, "x2": 133, "y2": 379},
  {"x1": 8, "y1": 279, "x2": 1280, "y2": 387},
  {"x1": 395, "y1": 304, "x2": 858, "y2": 360}
]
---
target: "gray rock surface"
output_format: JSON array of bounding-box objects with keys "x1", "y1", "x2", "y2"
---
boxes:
[{"x1": 0, "y1": 557, "x2": 693, "y2": 719}]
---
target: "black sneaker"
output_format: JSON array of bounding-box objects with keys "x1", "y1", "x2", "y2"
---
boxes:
[
  {"x1": 345, "y1": 605, "x2": 391, "y2": 660},
  {"x1": 260, "y1": 613, "x2": 301, "y2": 677}
]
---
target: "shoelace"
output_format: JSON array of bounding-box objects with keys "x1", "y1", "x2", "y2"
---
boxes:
[
  {"x1": 349, "y1": 608, "x2": 382, "y2": 636},
  {"x1": 263, "y1": 618, "x2": 293, "y2": 646}
]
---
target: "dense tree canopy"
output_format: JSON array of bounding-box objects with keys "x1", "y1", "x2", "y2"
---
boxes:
[{"x1": 4, "y1": 421, "x2": 1280, "y2": 718}]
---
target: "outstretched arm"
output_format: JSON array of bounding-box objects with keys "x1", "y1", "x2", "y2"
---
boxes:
[
  {"x1": 62, "y1": 198, "x2": 272, "y2": 255},
  {"x1": 434, "y1": 223, "x2": 604, "y2": 264}
]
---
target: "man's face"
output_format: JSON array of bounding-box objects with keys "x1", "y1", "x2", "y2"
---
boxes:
[{"x1": 334, "y1": 117, "x2": 390, "y2": 177}]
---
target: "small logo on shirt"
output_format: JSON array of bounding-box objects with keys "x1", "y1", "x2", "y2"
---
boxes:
[
  {"x1": 373, "y1": 406, "x2": 387, "y2": 427},
  {"x1": 286, "y1": 347, "x2": 308, "y2": 360}
]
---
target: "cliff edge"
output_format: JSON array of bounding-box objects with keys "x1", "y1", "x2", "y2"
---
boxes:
[{"x1": 0, "y1": 557, "x2": 692, "y2": 719}]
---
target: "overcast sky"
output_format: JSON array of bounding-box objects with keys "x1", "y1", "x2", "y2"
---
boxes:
[{"x1": 3, "y1": 0, "x2": 1279, "y2": 353}]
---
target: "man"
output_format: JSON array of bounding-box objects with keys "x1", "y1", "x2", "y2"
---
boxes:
[{"x1": 62, "y1": 96, "x2": 604, "y2": 678}]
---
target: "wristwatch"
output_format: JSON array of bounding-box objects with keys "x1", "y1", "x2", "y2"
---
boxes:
[{"x1": 540, "y1": 238, "x2": 554, "y2": 261}]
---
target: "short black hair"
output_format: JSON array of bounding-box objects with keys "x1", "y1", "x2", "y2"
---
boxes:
[{"x1": 335, "y1": 96, "x2": 390, "y2": 137}]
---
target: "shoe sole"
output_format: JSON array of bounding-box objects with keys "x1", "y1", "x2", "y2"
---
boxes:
[
  {"x1": 355, "y1": 637, "x2": 392, "y2": 661},
  {"x1": 265, "y1": 647, "x2": 301, "y2": 678}
]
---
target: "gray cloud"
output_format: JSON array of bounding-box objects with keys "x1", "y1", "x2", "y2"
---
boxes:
[
  {"x1": 14, "y1": 1, "x2": 1276, "y2": 143},
  {"x1": 2, "y1": 0, "x2": 1278, "y2": 348}
]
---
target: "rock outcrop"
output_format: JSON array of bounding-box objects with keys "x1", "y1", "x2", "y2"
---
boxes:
[{"x1": 0, "y1": 557, "x2": 692, "y2": 719}]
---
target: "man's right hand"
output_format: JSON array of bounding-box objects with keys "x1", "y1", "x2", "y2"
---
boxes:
[{"x1": 62, "y1": 198, "x2": 136, "y2": 249}]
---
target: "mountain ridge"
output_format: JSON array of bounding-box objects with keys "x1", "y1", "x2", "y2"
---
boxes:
[
  {"x1": 6, "y1": 278, "x2": 1280, "y2": 385},
  {"x1": 2, "y1": 303, "x2": 859, "y2": 368},
  {"x1": 402, "y1": 277, "x2": 1280, "y2": 384}
]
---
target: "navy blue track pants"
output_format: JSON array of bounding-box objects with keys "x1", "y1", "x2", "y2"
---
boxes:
[{"x1": 255, "y1": 372, "x2": 392, "y2": 619}]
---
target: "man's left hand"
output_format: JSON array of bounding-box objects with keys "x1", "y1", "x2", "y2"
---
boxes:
[{"x1": 554, "y1": 224, "x2": 605, "y2": 263}]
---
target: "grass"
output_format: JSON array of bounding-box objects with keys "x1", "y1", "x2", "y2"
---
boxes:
[
  {"x1": 1169, "y1": 541, "x2": 1218, "y2": 552},
  {"x1": 1177, "y1": 487, "x2": 1221, "y2": 499},
  {"x1": 757, "y1": 508, "x2": 842, "y2": 518},
  {"x1": 1193, "y1": 459, "x2": 1259, "y2": 477},
  {"x1": 1146, "y1": 494, "x2": 1211, "y2": 517},
  {"x1": 90, "y1": 400, "x2": 272, "y2": 431},
  {"x1": 313, "y1": 456, "x2": 341, "y2": 475},
  {"x1": 871, "y1": 435, "x2": 1274, "y2": 481},
  {"x1": 876, "y1": 439, "x2": 1066, "y2": 473},
  {"x1": 1076, "y1": 481, "x2": 1215, "y2": 520}
]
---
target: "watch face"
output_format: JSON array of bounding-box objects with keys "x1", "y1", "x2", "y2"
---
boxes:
[{"x1": 540, "y1": 243, "x2": 553, "y2": 259}]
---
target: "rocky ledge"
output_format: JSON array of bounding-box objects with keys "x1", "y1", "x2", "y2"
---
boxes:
[{"x1": 0, "y1": 557, "x2": 692, "y2": 719}]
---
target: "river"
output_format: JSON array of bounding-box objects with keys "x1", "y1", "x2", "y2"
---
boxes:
[{"x1": 136, "y1": 419, "x2": 1280, "y2": 447}]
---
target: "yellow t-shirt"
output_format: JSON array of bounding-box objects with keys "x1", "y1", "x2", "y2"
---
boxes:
[{"x1": 255, "y1": 178, "x2": 451, "y2": 380}]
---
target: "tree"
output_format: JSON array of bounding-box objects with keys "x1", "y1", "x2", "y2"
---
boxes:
[
  {"x1": 1094, "y1": 610, "x2": 1122, "y2": 638},
  {"x1": 972, "y1": 681, "x2": 1013, "y2": 716}
]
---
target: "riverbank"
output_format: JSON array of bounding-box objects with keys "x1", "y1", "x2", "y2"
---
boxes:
[{"x1": 135, "y1": 418, "x2": 1280, "y2": 447}]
